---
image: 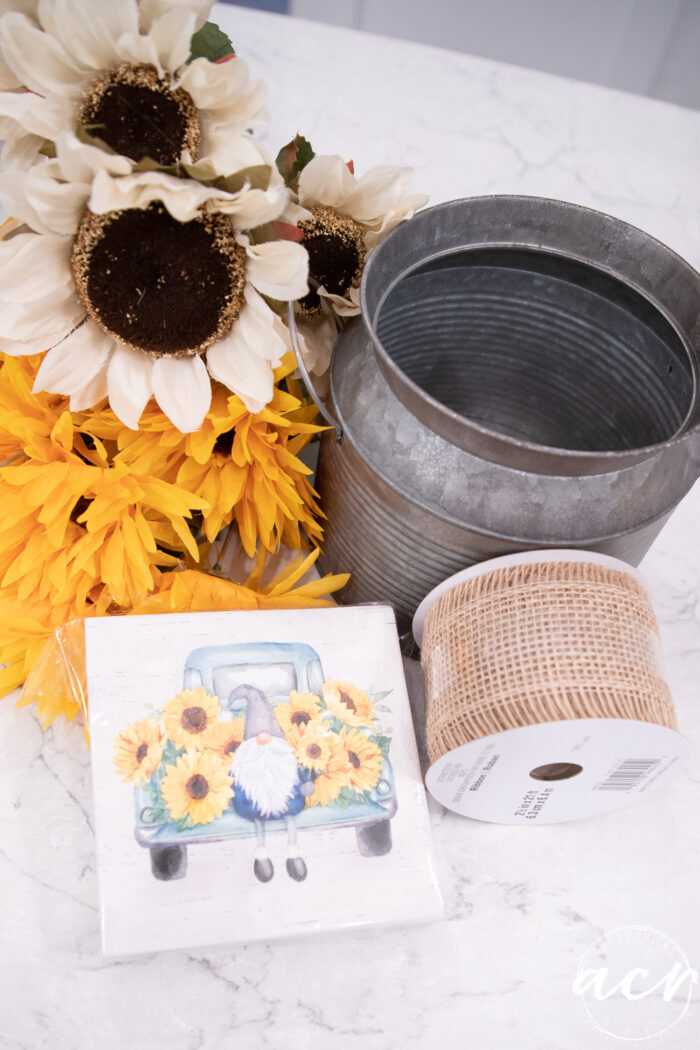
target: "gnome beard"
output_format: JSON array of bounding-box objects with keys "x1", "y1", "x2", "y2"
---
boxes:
[{"x1": 232, "y1": 735, "x2": 300, "y2": 819}]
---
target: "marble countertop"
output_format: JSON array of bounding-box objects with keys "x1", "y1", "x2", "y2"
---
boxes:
[{"x1": 1, "y1": 5, "x2": 699, "y2": 1048}]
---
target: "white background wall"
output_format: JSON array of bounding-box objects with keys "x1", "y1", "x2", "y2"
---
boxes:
[{"x1": 290, "y1": 0, "x2": 700, "y2": 109}]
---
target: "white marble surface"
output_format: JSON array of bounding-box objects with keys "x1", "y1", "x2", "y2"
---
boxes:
[{"x1": 1, "y1": 6, "x2": 699, "y2": 1048}]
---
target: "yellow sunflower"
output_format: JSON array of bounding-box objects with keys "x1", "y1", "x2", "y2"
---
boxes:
[
  {"x1": 0, "y1": 354, "x2": 75, "y2": 464},
  {"x1": 207, "y1": 716, "x2": 246, "y2": 763},
  {"x1": 160, "y1": 750, "x2": 233, "y2": 826},
  {"x1": 275, "y1": 690, "x2": 323, "y2": 739},
  {"x1": 163, "y1": 687, "x2": 220, "y2": 750},
  {"x1": 0, "y1": 456, "x2": 207, "y2": 610},
  {"x1": 289, "y1": 720, "x2": 336, "y2": 773},
  {"x1": 100, "y1": 354, "x2": 325, "y2": 557},
  {"x1": 129, "y1": 549, "x2": 348, "y2": 614},
  {"x1": 113, "y1": 718, "x2": 164, "y2": 785},
  {"x1": 336, "y1": 728, "x2": 383, "y2": 793},
  {"x1": 322, "y1": 680, "x2": 376, "y2": 727},
  {"x1": 305, "y1": 737, "x2": 350, "y2": 808}
]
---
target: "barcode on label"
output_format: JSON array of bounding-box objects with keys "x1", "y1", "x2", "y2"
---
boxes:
[{"x1": 597, "y1": 759, "x2": 660, "y2": 791}]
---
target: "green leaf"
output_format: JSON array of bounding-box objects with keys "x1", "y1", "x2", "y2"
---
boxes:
[
  {"x1": 162, "y1": 740, "x2": 181, "y2": 766},
  {"x1": 374, "y1": 703, "x2": 391, "y2": 713},
  {"x1": 132, "y1": 156, "x2": 272, "y2": 194},
  {"x1": 188, "y1": 21, "x2": 235, "y2": 63},
  {"x1": 76, "y1": 123, "x2": 117, "y2": 155},
  {"x1": 176, "y1": 815, "x2": 191, "y2": 832},
  {"x1": 214, "y1": 164, "x2": 271, "y2": 194},
  {"x1": 372, "y1": 690, "x2": 393, "y2": 703},
  {"x1": 275, "y1": 134, "x2": 315, "y2": 190},
  {"x1": 371, "y1": 734, "x2": 391, "y2": 757}
]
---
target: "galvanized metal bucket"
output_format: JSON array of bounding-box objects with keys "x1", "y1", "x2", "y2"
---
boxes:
[{"x1": 291, "y1": 196, "x2": 700, "y2": 634}]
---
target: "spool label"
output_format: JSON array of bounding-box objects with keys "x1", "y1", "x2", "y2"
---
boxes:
[{"x1": 425, "y1": 719, "x2": 688, "y2": 824}]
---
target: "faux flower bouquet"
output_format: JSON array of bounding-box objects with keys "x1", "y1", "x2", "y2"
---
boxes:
[{"x1": 0, "y1": 0, "x2": 427, "y2": 732}]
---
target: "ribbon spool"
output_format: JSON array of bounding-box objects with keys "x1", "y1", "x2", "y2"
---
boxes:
[{"x1": 412, "y1": 551, "x2": 687, "y2": 824}]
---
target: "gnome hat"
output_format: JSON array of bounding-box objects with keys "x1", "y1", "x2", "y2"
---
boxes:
[{"x1": 230, "y1": 684, "x2": 285, "y2": 741}]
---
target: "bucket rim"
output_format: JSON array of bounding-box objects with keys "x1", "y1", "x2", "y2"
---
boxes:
[{"x1": 361, "y1": 194, "x2": 700, "y2": 477}]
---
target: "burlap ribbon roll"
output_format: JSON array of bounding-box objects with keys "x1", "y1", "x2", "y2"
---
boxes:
[{"x1": 420, "y1": 557, "x2": 676, "y2": 765}]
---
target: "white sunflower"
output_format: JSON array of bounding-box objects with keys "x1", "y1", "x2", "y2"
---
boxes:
[
  {"x1": 0, "y1": 0, "x2": 36, "y2": 90},
  {"x1": 294, "y1": 154, "x2": 429, "y2": 320},
  {"x1": 0, "y1": 160, "x2": 309, "y2": 432},
  {"x1": 0, "y1": 0, "x2": 268, "y2": 176}
]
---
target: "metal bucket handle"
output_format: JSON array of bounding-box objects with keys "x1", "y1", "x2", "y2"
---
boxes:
[{"x1": 286, "y1": 301, "x2": 344, "y2": 443}]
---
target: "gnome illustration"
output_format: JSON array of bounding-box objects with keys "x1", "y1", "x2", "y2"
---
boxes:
[{"x1": 229, "y1": 684, "x2": 311, "y2": 883}]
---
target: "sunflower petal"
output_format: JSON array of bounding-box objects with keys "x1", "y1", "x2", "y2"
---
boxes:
[
  {"x1": 0, "y1": 232, "x2": 73, "y2": 303},
  {"x1": 297, "y1": 154, "x2": 356, "y2": 208},
  {"x1": 54, "y1": 130, "x2": 132, "y2": 182},
  {"x1": 145, "y1": 7, "x2": 197, "y2": 73},
  {"x1": 207, "y1": 337, "x2": 275, "y2": 414},
  {"x1": 139, "y1": 0, "x2": 211, "y2": 33},
  {"x1": 177, "y1": 56, "x2": 267, "y2": 121},
  {"x1": 151, "y1": 354, "x2": 211, "y2": 433},
  {"x1": 341, "y1": 164, "x2": 413, "y2": 224},
  {"x1": 197, "y1": 123, "x2": 270, "y2": 176},
  {"x1": 107, "y1": 346, "x2": 154, "y2": 429},
  {"x1": 206, "y1": 294, "x2": 282, "y2": 412},
  {"x1": 33, "y1": 321, "x2": 112, "y2": 396},
  {"x1": 89, "y1": 168, "x2": 225, "y2": 222},
  {"x1": 69, "y1": 358, "x2": 110, "y2": 411},
  {"x1": 245, "y1": 239, "x2": 308, "y2": 301},
  {"x1": 0, "y1": 133, "x2": 44, "y2": 172},
  {"x1": 0, "y1": 293, "x2": 84, "y2": 343},
  {"x1": 0, "y1": 90, "x2": 69, "y2": 141},
  {"x1": 0, "y1": 12, "x2": 87, "y2": 99},
  {"x1": 0, "y1": 162, "x2": 89, "y2": 236},
  {"x1": 37, "y1": 0, "x2": 138, "y2": 70}
]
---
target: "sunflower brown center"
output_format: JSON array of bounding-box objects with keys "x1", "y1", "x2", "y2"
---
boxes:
[
  {"x1": 298, "y1": 205, "x2": 365, "y2": 316},
  {"x1": 307, "y1": 743, "x2": 322, "y2": 760},
  {"x1": 291, "y1": 711, "x2": 311, "y2": 727},
  {"x1": 348, "y1": 750, "x2": 361, "y2": 769},
  {"x1": 224, "y1": 740, "x2": 239, "y2": 756},
  {"x1": 136, "y1": 742, "x2": 149, "y2": 763},
  {"x1": 78, "y1": 63, "x2": 199, "y2": 166},
  {"x1": 181, "y1": 706, "x2": 207, "y2": 733},
  {"x1": 186, "y1": 773, "x2": 210, "y2": 799},
  {"x1": 72, "y1": 203, "x2": 246, "y2": 358},
  {"x1": 339, "y1": 690, "x2": 357, "y2": 713}
]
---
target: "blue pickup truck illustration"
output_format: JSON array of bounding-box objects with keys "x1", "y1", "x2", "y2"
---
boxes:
[{"x1": 125, "y1": 641, "x2": 397, "y2": 882}]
